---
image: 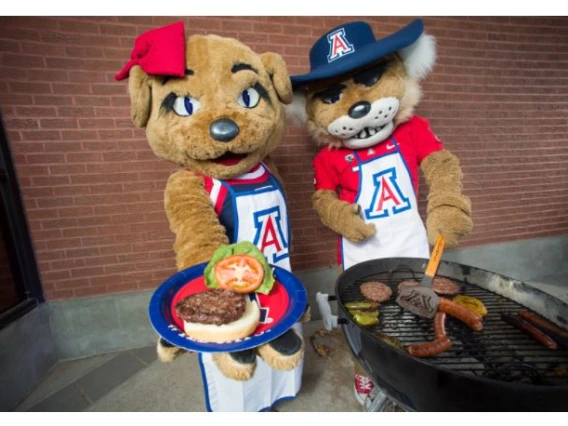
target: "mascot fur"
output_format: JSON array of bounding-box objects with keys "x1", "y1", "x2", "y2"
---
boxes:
[
  {"x1": 289, "y1": 19, "x2": 473, "y2": 405},
  {"x1": 116, "y1": 22, "x2": 305, "y2": 412}
]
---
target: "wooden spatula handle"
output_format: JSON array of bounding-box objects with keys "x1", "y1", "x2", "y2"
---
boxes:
[{"x1": 424, "y1": 234, "x2": 445, "y2": 278}]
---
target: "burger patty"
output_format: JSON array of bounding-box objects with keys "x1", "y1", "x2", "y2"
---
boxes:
[
  {"x1": 397, "y1": 277, "x2": 461, "y2": 296},
  {"x1": 360, "y1": 281, "x2": 392, "y2": 302},
  {"x1": 175, "y1": 289, "x2": 246, "y2": 325},
  {"x1": 432, "y1": 277, "x2": 461, "y2": 295}
]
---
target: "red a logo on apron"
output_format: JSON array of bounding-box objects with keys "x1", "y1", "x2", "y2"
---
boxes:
[
  {"x1": 253, "y1": 206, "x2": 289, "y2": 264},
  {"x1": 364, "y1": 167, "x2": 411, "y2": 219}
]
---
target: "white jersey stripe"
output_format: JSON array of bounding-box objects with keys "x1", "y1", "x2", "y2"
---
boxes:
[
  {"x1": 234, "y1": 164, "x2": 266, "y2": 180},
  {"x1": 209, "y1": 178, "x2": 222, "y2": 206}
]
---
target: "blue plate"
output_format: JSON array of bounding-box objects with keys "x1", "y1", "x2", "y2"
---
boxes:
[{"x1": 148, "y1": 262, "x2": 307, "y2": 353}]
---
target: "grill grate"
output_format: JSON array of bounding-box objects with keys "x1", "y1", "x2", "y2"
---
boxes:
[{"x1": 338, "y1": 267, "x2": 568, "y2": 386}]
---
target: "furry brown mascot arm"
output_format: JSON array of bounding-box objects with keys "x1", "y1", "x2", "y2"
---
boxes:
[
  {"x1": 421, "y1": 149, "x2": 472, "y2": 248},
  {"x1": 312, "y1": 189, "x2": 375, "y2": 242},
  {"x1": 164, "y1": 170, "x2": 229, "y2": 270}
]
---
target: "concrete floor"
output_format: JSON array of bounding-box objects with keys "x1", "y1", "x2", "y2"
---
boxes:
[{"x1": 16, "y1": 321, "x2": 362, "y2": 412}]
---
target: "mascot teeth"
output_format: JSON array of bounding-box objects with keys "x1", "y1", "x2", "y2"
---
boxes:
[{"x1": 355, "y1": 124, "x2": 387, "y2": 140}]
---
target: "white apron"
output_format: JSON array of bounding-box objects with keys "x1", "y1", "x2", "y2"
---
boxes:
[
  {"x1": 198, "y1": 163, "x2": 303, "y2": 412},
  {"x1": 341, "y1": 137, "x2": 429, "y2": 270}
]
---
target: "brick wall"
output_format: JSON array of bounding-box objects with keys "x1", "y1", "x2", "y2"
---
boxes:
[{"x1": 1, "y1": 16, "x2": 567, "y2": 300}]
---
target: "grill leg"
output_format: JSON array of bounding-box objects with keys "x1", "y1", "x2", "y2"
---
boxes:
[{"x1": 364, "y1": 387, "x2": 391, "y2": 412}]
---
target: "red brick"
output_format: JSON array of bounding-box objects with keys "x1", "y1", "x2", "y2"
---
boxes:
[
  {"x1": 74, "y1": 96, "x2": 111, "y2": 107},
  {"x1": 51, "y1": 83, "x2": 91, "y2": 95},
  {"x1": 5, "y1": 118, "x2": 39, "y2": 129},
  {"x1": 91, "y1": 84, "x2": 127, "y2": 95},
  {"x1": 68, "y1": 71, "x2": 108, "y2": 83},
  {"x1": 65, "y1": 46, "x2": 104, "y2": 58},
  {"x1": 57, "y1": 107, "x2": 95, "y2": 117},
  {"x1": 9, "y1": 81, "x2": 51, "y2": 94},
  {"x1": 0, "y1": 27, "x2": 40, "y2": 41},
  {"x1": 40, "y1": 118, "x2": 78, "y2": 129},
  {"x1": 73, "y1": 286, "x2": 108, "y2": 298},
  {"x1": 58, "y1": 20, "x2": 100, "y2": 34},
  {"x1": 34, "y1": 95, "x2": 73, "y2": 106}
]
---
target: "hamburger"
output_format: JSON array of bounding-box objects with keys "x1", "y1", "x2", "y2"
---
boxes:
[{"x1": 175, "y1": 288, "x2": 260, "y2": 343}]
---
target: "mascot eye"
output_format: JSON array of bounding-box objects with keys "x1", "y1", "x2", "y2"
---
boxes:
[
  {"x1": 322, "y1": 93, "x2": 342, "y2": 105},
  {"x1": 172, "y1": 96, "x2": 201, "y2": 116},
  {"x1": 237, "y1": 87, "x2": 260, "y2": 108}
]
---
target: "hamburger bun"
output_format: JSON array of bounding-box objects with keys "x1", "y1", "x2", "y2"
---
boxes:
[{"x1": 183, "y1": 298, "x2": 260, "y2": 343}]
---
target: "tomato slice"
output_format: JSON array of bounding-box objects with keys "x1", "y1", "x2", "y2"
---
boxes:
[{"x1": 213, "y1": 254, "x2": 265, "y2": 293}]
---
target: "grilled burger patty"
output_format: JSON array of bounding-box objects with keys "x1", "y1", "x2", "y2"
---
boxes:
[
  {"x1": 360, "y1": 281, "x2": 392, "y2": 302},
  {"x1": 397, "y1": 277, "x2": 461, "y2": 296},
  {"x1": 175, "y1": 289, "x2": 246, "y2": 325}
]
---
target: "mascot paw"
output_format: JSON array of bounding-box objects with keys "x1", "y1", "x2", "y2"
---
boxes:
[
  {"x1": 257, "y1": 329, "x2": 304, "y2": 371},
  {"x1": 156, "y1": 337, "x2": 184, "y2": 363},
  {"x1": 343, "y1": 205, "x2": 376, "y2": 243},
  {"x1": 300, "y1": 304, "x2": 311, "y2": 323},
  {"x1": 212, "y1": 350, "x2": 257, "y2": 381},
  {"x1": 427, "y1": 205, "x2": 473, "y2": 248}
]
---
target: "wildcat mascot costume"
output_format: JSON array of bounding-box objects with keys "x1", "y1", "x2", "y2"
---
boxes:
[
  {"x1": 290, "y1": 19, "x2": 473, "y2": 405},
  {"x1": 116, "y1": 22, "x2": 305, "y2": 412}
]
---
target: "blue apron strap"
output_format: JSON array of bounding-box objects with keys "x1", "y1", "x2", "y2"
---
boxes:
[{"x1": 389, "y1": 136, "x2": 417, "y2": 198}]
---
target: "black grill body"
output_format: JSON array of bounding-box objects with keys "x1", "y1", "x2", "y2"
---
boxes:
[{"x1": 336, "y1": 258, "x2": 568, "y2": 411}]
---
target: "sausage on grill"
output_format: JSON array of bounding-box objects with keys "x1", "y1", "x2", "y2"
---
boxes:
[
  {"x1": 501, "y1": 314, "x2": 558, "y2": 350},
  {"x1": 518, "y1": 310, "x2": 568, "y2": 338},
  {"x1": 434, "y1": 312, "x2": 447, "y2": 340},
  {"x1": 439, "y1": 298, "x2": 483, "y2": 331},
  {"x1": 407, "y1": 337, "x2": 453, "y2": 358}
]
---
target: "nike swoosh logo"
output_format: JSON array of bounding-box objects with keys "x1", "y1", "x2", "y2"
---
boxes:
[{"x1": 386, "y1": 143, "x2": 395, "y2": 150}]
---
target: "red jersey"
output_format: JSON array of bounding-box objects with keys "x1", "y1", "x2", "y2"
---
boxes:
[{"x1": 313, "y1": 116, "x2": 444, "y2": 202}]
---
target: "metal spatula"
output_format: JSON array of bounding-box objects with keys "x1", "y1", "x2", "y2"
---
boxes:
[{"x1": 396, "y1": 234, "x2": 445, "y2": 319}]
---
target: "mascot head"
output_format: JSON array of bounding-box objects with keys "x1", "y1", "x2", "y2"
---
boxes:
[
  {"x1": 117, "y1": 22, "x2": 293, "y2": 180},
  {"x1": 290, "y1": 19, "x2": 436, "y2": 150}
]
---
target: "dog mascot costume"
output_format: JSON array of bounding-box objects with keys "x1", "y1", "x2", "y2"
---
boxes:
[
  {"x1": 290, "y1": 19, "x2": 473, "y2": 404},
  {"x1": 116, "y1": 22, "x2": 305, "y2": 412}
]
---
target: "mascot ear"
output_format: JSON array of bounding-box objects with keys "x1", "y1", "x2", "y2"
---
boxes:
[
  {"x1": 128, "y1": 65, "x2": 152, "y2": 128},
  {"x1": 398, "y1": 34, "x2": 437, "y2": 80},
  {"x1": 260, "y1": 52, "x2": 293, "y2": 105},
  {"x1": 285, "y1": 92, "x2": 308, "y2": 125}
]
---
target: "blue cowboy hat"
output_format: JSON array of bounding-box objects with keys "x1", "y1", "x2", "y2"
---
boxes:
[{"x1": 291, "y1": 19, "x2": 424, "y2": 89}]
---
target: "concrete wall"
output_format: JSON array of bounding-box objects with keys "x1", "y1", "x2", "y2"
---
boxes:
[{"x1": 0, "y1": 304, "x2": 58, "y2": 411}]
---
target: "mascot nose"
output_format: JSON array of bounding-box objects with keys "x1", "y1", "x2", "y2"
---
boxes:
[
  {"x1": 348, "y1": 101, "x2": 371, "y2": 119},
  {"x1": 210, "y1": 118, "x2": 240, "y2": 142}
]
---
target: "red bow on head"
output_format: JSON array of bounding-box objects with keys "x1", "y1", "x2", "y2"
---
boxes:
[{"x1": 115, "y1": 21, "x2": 186, "y2": 81}]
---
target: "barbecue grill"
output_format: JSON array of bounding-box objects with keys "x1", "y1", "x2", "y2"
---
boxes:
[{"x1": 319, "y1": 257, "x2": 568, "y2": 411}]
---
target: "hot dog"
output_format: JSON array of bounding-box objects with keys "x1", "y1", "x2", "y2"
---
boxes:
[
  {"x1": 501, "y1": 314, "x2": 558, "y2": 350},
  {"x1": 434, "y1": 312, "x2": 447, "y2": 340},
  {"x1": 518, "y1": 310, "x2": 568, "y2": 338},
  {"x1": 407, "y1": 337, "x2": 452, "y2": 358},
  {"x1": 439, "y1": 298, "x2": 483, "y2": 331}
]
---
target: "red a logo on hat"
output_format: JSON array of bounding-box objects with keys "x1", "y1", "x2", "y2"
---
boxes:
[{"x1": 327, "y1": 28, "x2": 355, "y2": 63}]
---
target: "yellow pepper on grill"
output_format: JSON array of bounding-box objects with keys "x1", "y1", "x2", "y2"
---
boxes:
[
  {"x1": 345, "y1": 301, "x2": 380, "y2": 327},
  {"x1": 352, "y1": 312, "x2": 379, "y2": 327},
  {"x1": 345, "y1": 301, "x2": 379, "y2": 310},
  {"x1": 452, "y1": 295, "x2": 488, "y2": 317}
]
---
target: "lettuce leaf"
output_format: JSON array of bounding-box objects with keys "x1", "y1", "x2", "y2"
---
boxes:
[{"x1": 204, "y1": 241, "x2": 275, "y2": 295}]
